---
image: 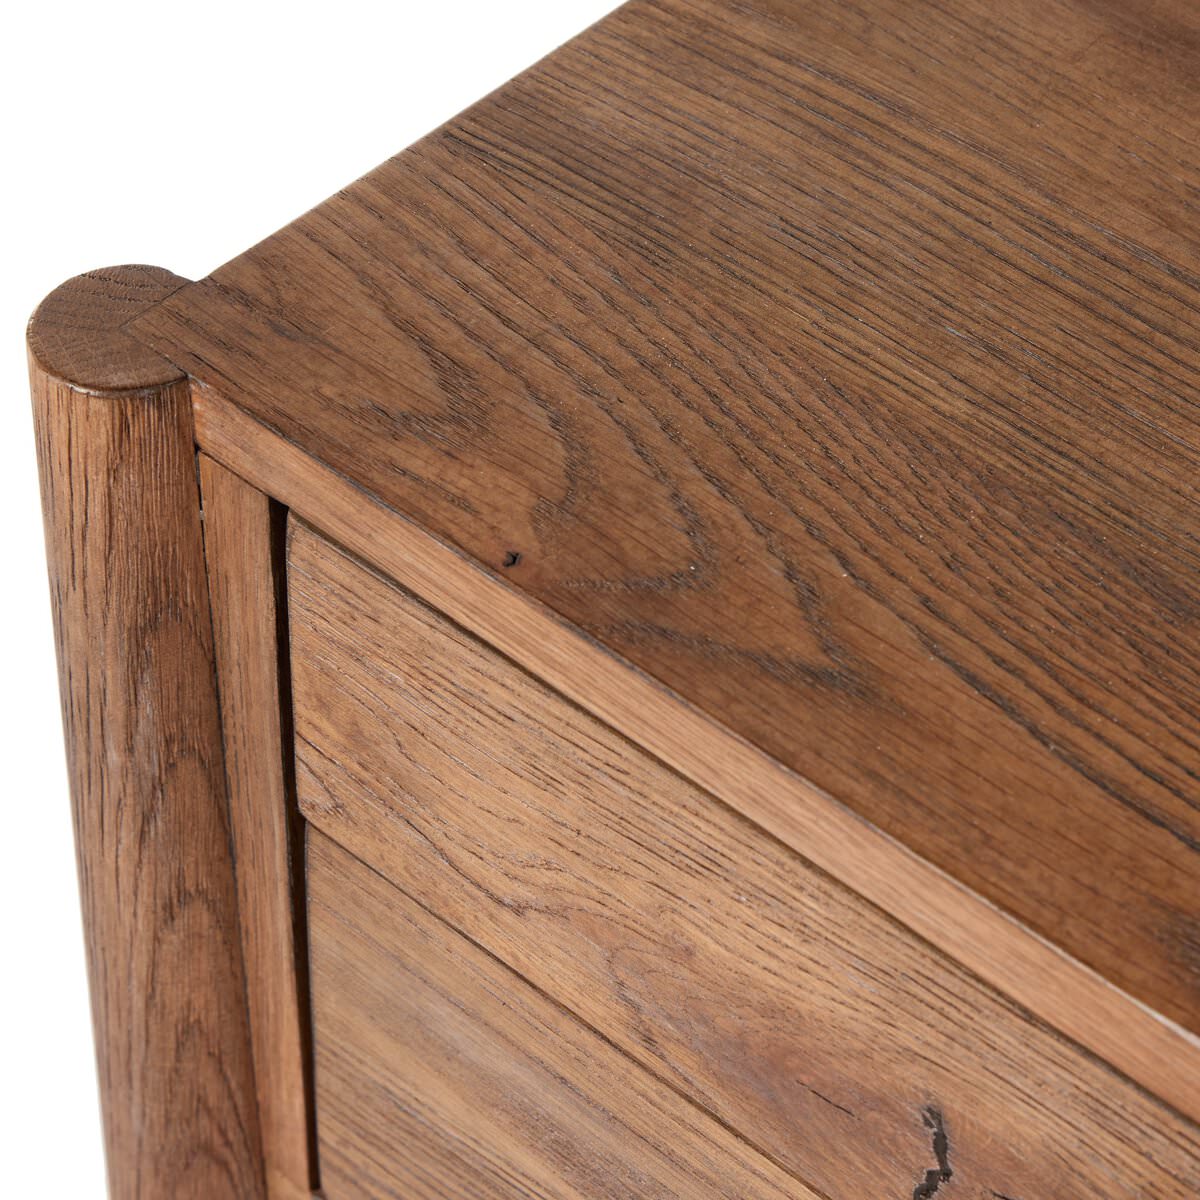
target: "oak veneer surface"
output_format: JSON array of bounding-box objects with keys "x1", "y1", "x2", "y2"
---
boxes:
[
  {"x1": 289, "y1": 522, "x2": 1200, "y2": 1200},
  {"x1": 307, "y1": 829, "x2": 816, "y2": 1200},
  {"x1": 130, "y1": 0, "x2": 1200, "y2": 1033}
]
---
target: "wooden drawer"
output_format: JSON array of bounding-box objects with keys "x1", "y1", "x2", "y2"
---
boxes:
[
  {"x1": 308, "y1": 826, "x2": 809, "y2": 1199},
  {"x1": 289, "y1": 521, "x2": 1200, "y2": 1200}
]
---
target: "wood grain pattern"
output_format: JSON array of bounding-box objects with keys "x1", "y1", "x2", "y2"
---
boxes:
[
  {"x1": 28, "y1": 269, "x2": 266, "y2": 1199},
  {"x1": 128, "y1": 0, "x2": 1200, "y2": 1035},
  {"x1": 28, "y1": 264, "x2": 188, "y2": 393},
  {"x1": 193, "y1": 385, "x2": 1200, "y2": 1125},
  {"x1": 308, "y1": 828, "x2": 817, "y2": 1200},
  {"x1": 198, "y1": 456, "x2": 313, "y2": 1200},
  {"x1": 288, "y1": 521, "x2": 1200, "y2": 1200}
]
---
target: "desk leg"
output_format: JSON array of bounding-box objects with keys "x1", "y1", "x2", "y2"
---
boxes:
[{"x1": 28, "y1": 267, "x2": 267, "y2": 1200}]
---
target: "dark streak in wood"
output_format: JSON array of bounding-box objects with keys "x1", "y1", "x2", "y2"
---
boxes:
[{"x1": 911, "y1": 1106, "x2": 953, "y2": 1200}]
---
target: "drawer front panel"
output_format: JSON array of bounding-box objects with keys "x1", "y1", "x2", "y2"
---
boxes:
[
  {"x1": 308, "y1": 827, "x2": 811, "y2": 1200},
  {"x1": 289, "y1": 521, "x2": 1200, "y2": 1200}
]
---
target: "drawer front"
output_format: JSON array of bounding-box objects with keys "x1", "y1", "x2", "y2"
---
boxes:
[
  {"x1": 289, "y1": 521, "x2": 1200, "y2": 1200},
  {"x1": 308, "y1": 827, "x2": 810, "y2": 1199}
]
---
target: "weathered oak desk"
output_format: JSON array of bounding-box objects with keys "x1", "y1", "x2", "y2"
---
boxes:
[{"x1": 28, "y1": 0, "x2": 1200, "y2": 1196}]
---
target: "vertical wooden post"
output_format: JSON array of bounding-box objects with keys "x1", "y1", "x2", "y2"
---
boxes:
[
  {"x1": 198, "y1": 455, "x2": 315, "y2": 1200},
  {"x1": 28, "y1": 267, "x2": 267, "y2": 1200}
]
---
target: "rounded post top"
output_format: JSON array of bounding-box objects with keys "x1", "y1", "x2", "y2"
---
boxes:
[{"x1": 28, "y1": 266, "x2": 190, "y2": 394}]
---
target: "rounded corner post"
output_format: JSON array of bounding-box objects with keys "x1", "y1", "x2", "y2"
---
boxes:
[{"x1": 28, "y1": 268, "x2": 267, "y2": 1198}]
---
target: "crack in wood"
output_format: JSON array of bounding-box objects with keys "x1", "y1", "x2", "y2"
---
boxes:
[{"x1": 912, "y1": 1106, "x2": 953, "y2": 1200}]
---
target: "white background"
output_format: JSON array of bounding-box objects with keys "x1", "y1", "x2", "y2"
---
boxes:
[{"x1": 1, "y1": 1, "x2": 617, "y2": 1191}]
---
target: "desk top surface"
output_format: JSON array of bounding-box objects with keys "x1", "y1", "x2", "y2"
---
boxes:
[{"x1": 131, "y1": 0, "x2": 1200, "y2": 1033}]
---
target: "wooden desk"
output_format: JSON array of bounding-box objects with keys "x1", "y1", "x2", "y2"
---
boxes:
[{"x1": 28, "y1": 1, "x2": 1200, "y2": 1196}]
